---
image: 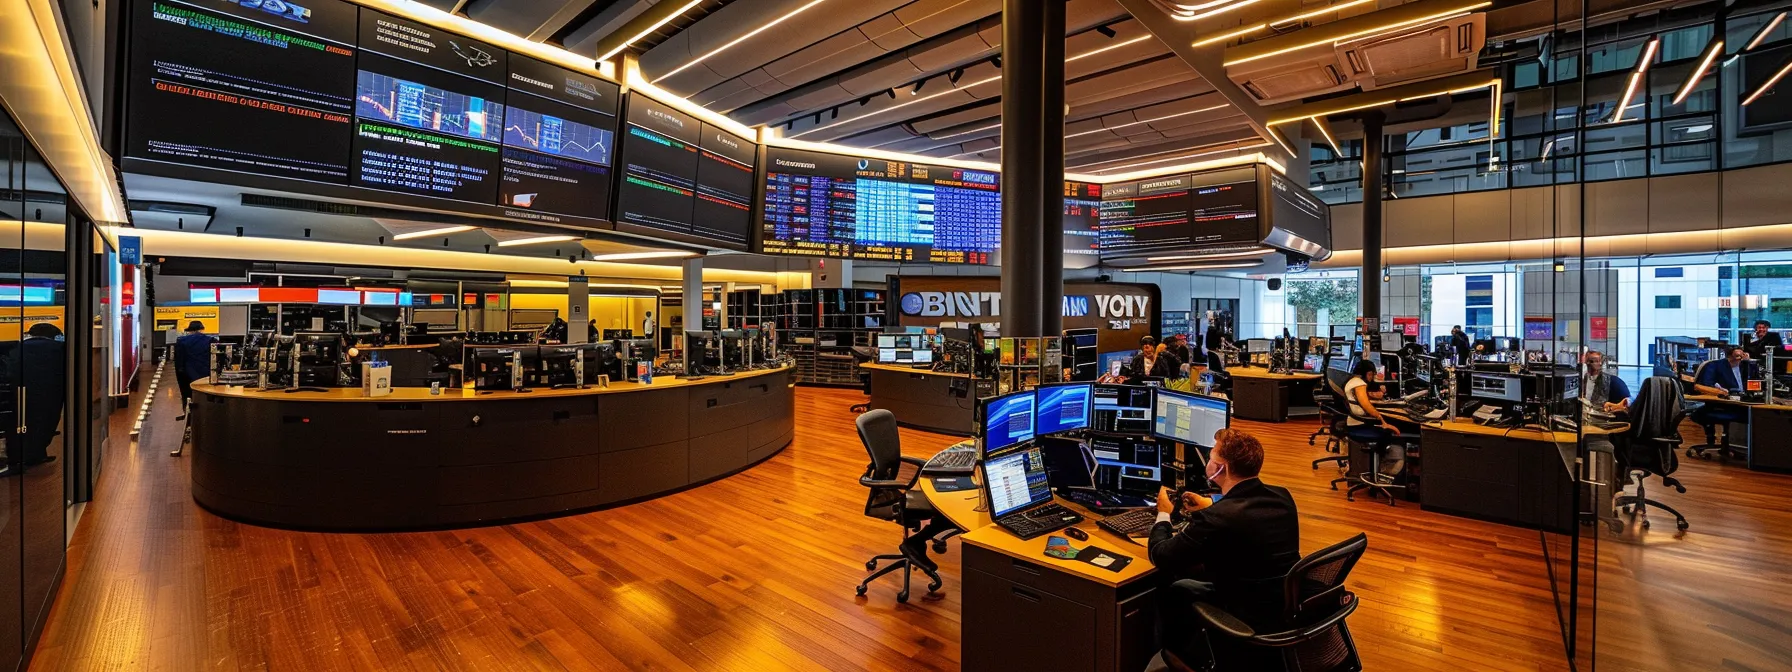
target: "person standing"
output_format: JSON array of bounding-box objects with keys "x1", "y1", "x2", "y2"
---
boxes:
[
  {"x1": 6, "y1": 323, "x2": 66, "y2": 467},
  {"x1": 173, "y1": 320, "x2": 215, "y2": 420},
  {"x1": 1449, "y1": 326, "x2": 1472, "y2": 365}
]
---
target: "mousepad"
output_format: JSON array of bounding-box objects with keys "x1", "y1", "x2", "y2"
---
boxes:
[
  {"x1": 1072, "y1": 546, "x2": 1133, "y2": 572},
  {"x1": 931, "y1": 476, "x2": 976, "y2": 492}
]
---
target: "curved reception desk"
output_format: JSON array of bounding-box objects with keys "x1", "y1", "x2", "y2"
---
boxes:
[
  {"x1": 861, "y1": 362, "x2": 976, "y2": 435},
  {"x1": 190, "y1": 366, "x2": 795, "y2": 530}
]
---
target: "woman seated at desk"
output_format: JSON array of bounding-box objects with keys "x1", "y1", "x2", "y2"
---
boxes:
[{"x1": 1345, "y1": 360, "x2": 1419, "y2": 436}]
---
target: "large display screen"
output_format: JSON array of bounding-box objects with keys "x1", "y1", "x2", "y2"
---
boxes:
[
  {"x1": 693, "y1": 123, "x2": 757, "y2": 246},
  {"x1": 1099, "y1": 167, "x2": 1262, "y2": 259},
  {"x1": 760, "y1": 147, "x2": 1001, "y2": 263},
  {"x1": 610, "y1": 98, "x2": 756, "y2": 249},
  {"x1": 1064, "y1": 181, "x2": 1102, "y2": 268},
  {"x1": 125, "y1": 0, "x2": 622, "y2": 229}
]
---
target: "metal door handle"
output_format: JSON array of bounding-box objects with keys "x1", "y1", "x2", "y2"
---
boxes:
[{"x1": 15, "y1": 387, "x2": 24, "y2": 434}]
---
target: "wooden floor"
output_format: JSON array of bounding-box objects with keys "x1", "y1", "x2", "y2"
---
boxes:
[{"x1": 25, "y1": 378, "x2": 1792, "y2": 671}]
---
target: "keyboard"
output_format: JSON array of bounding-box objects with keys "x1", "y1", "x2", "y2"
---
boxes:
[
  {"x1": 923, "y1": 443, "x2": 978, "y2": 474},
  {"x1": 996, "y1": 503, "x2": 1085, "y2": 540},
  {"x1": 1098, "y1": 508, "x2": 1163, "y2": 538},
  {"x1": 1057, "y1": 489, "x2": 1153, "y2": 515}
]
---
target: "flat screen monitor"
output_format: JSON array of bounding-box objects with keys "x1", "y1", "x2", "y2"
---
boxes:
[
  {"x1": 1153, "y1": 389, "x2": 1230, "y2": 447},
  {"x1": 982, "y1": 446, "x2": 1053, "y2": 519},
  {"x1": 218, "y1": 287, "x2": 260, "y2": 303},
  {"x1": 189, "y1": 288, "x2": 218, "y2": 303},
  {"x1": 1302, "y1": 354, "x2": 1324, "y2": 371},
  {"x1": 1091, "y1": 384, "x2": 1153, "y2": 434},
  {"x1": 877, "y1": 348, "x2": 897, "y2": 363},
  {"x1": 911, "y1": 349, "x2": 934, "y2": 364},
  {"x1": 1469, "y1": 372, "x2": 1523, "y2": 403},
  {"x1": 894, "y1": 350, "x2": 913, "y2": 363},
  {"x1": 1090, "y1": 438, "x2": 1161, "y2": 494},
  {"x1": 877, "y1": 334, "x2": 899, "y2": 349},
  {"x1": 317, "y1": 289, "x2": 360, "y2": 305},
  {"x1": 1247, "y1": 339, "x2": 1271, "y2": 353},
  {"x1": 980, "y1": 391, "x2": 1037, "y2": 455},
  {"x1": 1329, "y1": 356, "x2": 1355, "y2": 373},
  {"x1": 1035, "y1": 384, "x2": 1092, "y2": 435}
]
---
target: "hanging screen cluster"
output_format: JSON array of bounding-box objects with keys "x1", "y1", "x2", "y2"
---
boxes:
[
  {"x1": 125, "y1": 0, "x2": 628, "y2": 227},
  {"x1": 759, "y1": 147, "x2": 1002, "y2": 263},
  {"x1": 612, "y1": 96, "x2": 757, "y2": 249}
]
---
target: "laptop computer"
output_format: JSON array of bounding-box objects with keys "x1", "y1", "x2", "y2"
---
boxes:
[{"x1": 982, "y1": 446, "x2": 1084, "y2": 540}]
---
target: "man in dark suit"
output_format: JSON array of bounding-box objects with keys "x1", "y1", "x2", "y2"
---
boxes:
[
  {"x1": 1150, "y1": 428, "x2": 1302, "y2": 670},
  {"x1": 1127, "y1": 336, "x2": 1177, "y2": 381},
  {"x1": 1692, "y1": 345, "x2": 1759, "y2": 447},
  {"x1": 7, "y1": 323, "x2": 66, "y2": 468},
  {"x1": 1449, "y1": 325, "x2": 1472, "y2": 365},
  {"x1": 173, "y1": 320, "x2": 216, "y2": 420},
  {"x1": 1743, "y1": 320, "x2": 1784, "y2": 361}
]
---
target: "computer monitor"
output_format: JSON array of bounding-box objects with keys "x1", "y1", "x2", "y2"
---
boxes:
[
  {"x1": 877, "y1": 334, "x2": 899, "y2": 349},
  {"x1": 1153, "y1": 389, "x2": 1230, "y2": 447},
  {"x1": 982, "y1": 446, "x2": 1053, "y2": 519},
  {"x1": 1090, "y1": 437, "x2": 1161, "y2": 495},
  {"x1": 719, "y1": 330, "x2": 745, "y2": 369},
  {"x1": 1494, "y1": 336, "x2": 1521, "y2": 351},
  {"x1": 1038, "y1": 438, "x2": 1096, "y2": 489},
  {"x1": 1328, "y1": 356, "x2": 1355, "y2": 373},
  {"x1": 467, "y1": 345, "x2": 532, "y2": 391},
  {"x1": 1247, "y1": 339, "x2": 1271, "y2": 354},
  {"x1": 537, "y1": 345, "x2": 583, "y2": 386},
  {"x1": 1468, "y1": 372, "x2": 1524, "y2": 404},
  {"x1": 1035, "y1": 384, "x2": 1092, "y2": 435},
  {"x1": 911, "y1": 348, "x2": 934, "y2": 364},
  {"x1": 877, "y1": 348, "x2": 897, "y2": 363},
  {"x1": 1090, "y1": 384, "x2": 1153, "y2": 434},
  {"x1": 979, "y1": 390, "x2": 1037, "y2": 455},
  {"x1": 894, "y1": 350, "x2": 914, "y2": 363},
  {"x1": 1302, "y1": 354, "x2": 1325, "y2": 371}
]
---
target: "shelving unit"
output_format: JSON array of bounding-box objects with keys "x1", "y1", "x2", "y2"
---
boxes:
[
  {"x1": 772, "y1": 288, "x2": 887, "y2": 386},
  {"x1": 725, "y1": 289, "x2": 764, "y2": 330}
]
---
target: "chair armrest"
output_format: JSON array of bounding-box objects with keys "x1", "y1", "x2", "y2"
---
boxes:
[
  {"x1": 1193, "y1": 602, "x2": 1256, "y2": 639},
  {"x1": 1251, "y1": 598, "x2": 1361, "y2": 648},
  {"x1": 899, "y1": 455, "x2": 929, "y2": 469},
  {"x1": 859, "y1": 476, "x2": 910, "y2": 488}
]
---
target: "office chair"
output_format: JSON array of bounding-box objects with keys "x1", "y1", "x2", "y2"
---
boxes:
[
  {"x1": 1308, "y1": 378, "x2": 1341, "y2": 449},
  {"x1": 1683, "y1": 359, "x2": 1747, "y2": 461},
  {"x1": 1335, "y1": 378, "x2": 1409, "y2": 506},
  {"x1": 853, "y1": 409, "x2": 944, "y2": 603},
  {"x1": 1310, "y1": 376, "x2": 1350, "y2": 488},
  {"x1": 1163, "y1": 533, "x2": 1369, "y2": 672},
  {"x1": 849, "y1": 345, "x2": 876, "y2": 414},
  {"x1": 1616, "y1": 377, "x2": 1691, "y2": 531}
]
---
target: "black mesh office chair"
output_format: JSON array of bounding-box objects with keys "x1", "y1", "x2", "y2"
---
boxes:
[
  {"x1": 1335, "y1": 374, "x2": 1408, "y2": 506},
  {"x1": 1616, "y1": 377, "x2": 1691, "y2": 531},
  {"x1": 1308, "y1": 376, "x2": 1341, "y2": 450},
  {"x1": 1310, "y1": 373, "x2": 1350, "y2": 485},
  {"x1": 854, "y1": 410, "x2": 943, "y2": 602},
  {"x1": 1165, "y1": 533, "x2": 1369, "y2": 672},
  {"x1": 849, "y1": 345, "x2": 876, "y2": 413}
]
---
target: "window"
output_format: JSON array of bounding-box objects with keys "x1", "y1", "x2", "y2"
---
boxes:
[
  {"x1": 1654, "y1": 267, "x2": 1684, "y2": 278},
  {"x1": 1656, "y1": 295, "x2": 1683, "y2": 309}
]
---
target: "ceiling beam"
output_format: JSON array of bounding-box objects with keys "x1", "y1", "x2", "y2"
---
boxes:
[{"x1": 1112, "y1": 0, "x2": 1288, "y2": 167}]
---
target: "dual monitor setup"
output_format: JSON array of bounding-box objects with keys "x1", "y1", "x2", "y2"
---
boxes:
[
  {"x1": 684, "y1": 328, "x2": 778, "y2": 376},
  {"x1": 876, "y1": 334, "x2": 939, "y2": 366},
  {"x1": 457, "y1": 339, "x2": 662, "y2": 391},
  {"x1": 975, "y1": 383, "x2": 1231, "y2": 535}
]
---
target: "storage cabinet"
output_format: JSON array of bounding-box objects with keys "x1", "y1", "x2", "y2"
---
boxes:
[{"x1": 961, "y1": 545, "x2": 1158, "y2": 672}]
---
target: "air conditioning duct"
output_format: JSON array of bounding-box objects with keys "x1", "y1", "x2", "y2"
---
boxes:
[{"x1": 1225, "y1": 9, "x2": 1487, "y2": 105}]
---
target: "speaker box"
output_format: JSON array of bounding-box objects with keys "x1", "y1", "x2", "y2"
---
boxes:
[{"x1": 1267, "y1": 278, "x2": 1283, "y2": 291}]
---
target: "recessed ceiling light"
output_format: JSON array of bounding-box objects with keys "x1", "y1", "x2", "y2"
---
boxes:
[{"x1": 496, "y1": 235, "x2": 578, "y2": 247}]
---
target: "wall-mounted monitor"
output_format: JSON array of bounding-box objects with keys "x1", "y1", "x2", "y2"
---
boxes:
[
  {"x1": 611, "y1": 95, "x2": 756, "y2": 249},
  {"x1": 759, "y1": 147, "x2": 1000, "y2": 263}
]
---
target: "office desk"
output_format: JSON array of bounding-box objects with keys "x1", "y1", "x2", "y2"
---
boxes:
[
  {"x1": 1686, "y1": 394, "x2": 1792, "y2": 472},
  {"x1": 859, "y1": 363, "x2": 977, "y2": 435},
  {"x1": 1411, "y1": 420, "x2": 1627, "y2": 533},
  {"x1": 1225, "y1": 368, "x2": 1322, "y2": 423},
  {"x1": 190, "y1": 366, "x2": 795, "y2": 530},
  {"x1": 921, "y1": 473, "x2": 1161, "y2": 672}
]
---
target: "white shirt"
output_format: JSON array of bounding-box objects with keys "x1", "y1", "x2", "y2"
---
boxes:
[
  {"x1": 1344, "y1": 377, "x2": 1371, "y2": 425},
  {"x1": 1731, "y1": 363, "x2": 1745, "y2": 391}
]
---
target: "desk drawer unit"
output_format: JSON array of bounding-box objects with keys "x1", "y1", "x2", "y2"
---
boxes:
[{"x1": 961, "y1": 545, "x2": 1158, "y2": 672}]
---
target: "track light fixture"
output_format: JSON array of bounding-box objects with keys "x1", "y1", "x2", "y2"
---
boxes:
[
  {"x1": 858, "y1": 96, "x2": 871, "y2": 106},
  {"x1": 886, "y1": 88, "x2": 898, "y2": 99},
  {"x1": 1096, "y1": 25, "x2": 1117, "y2": 38},
  {"x1": 812, "y1": 112, "x2": 822, "y2": 124},
  {"x1": 992, "y1": 55, "x2": 1002, "y2": 69},
  {"x1": 785, "y1": 120, "x2": 795, "y2": 130},
  {"x1": 948, "y1": 68, "x2": 963, "y2": 84},
  {"x1": 830, "y1": 108, "x2": 839, "y2": 119},
  {"x1": 911, "y1": 79, "x2": 925, "y2": 95}
]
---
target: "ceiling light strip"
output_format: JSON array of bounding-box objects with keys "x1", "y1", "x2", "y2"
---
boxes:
[
  {"x1": 356, "y1": 0, "x2": 612, "y2": 79},
  {"x1": 1742, "y1": 56, "x2": 1792, "y2": 106},
  {"x1": 1121, "y1": 261, "x2": 1261, "y2": 272},
  {"x1": 1611, "y1": 38, "x2": 1658, "y2": 122},
  {"x1": 655, "y1": 0, "x2": 830, "y2": 83},
  {"x1": 496, "y1": 235, "x2": 579, "y2": 247},
  {"x1": 1147, "y1": 248, "x2": 1274, "y2": 261},
  {"x1": 1314, "y1": 120, "x2": 1343, "y2": 156},
  {"x1": 589, "y1": 250, "x2": 700, "y2": 261},
  {"x1": 1068, "y1": 34, "x2": 1154, "y2": 61},
  {"x1": 1065, "y1": 104, "x2": 1233, "y2": 139},
  {"x1": 768, "y1": 137, "x2": 1002, "y2": 172},
  {"x1": 1673, "y1": 39, "x2": 1725, "y2": 105},
  {"x1": 1747, "y1": 12, "x2": 1786, "y2": 51},
  {"x1": 1277, "y1": 0, "x2": 1377, "y2": 25},
  {"x1": 1194, "y1": 23, "x2": 1267, "y2": 47},
  {"x1": 1189, "y1": 0, "x2": 1374, "y2": 46},
  {"x1": 1225, "y1": 3, "x2": 1491, "y2": 66},
  {"x1": 596, "y1": 0, "x2": 705, "y2": 64},
  {"x1": 1189, "y1": 0, "x2": 1263, "y2": 22},
  {"x1": 392, "y1": 226, "x2": 476, "y2": 240}
]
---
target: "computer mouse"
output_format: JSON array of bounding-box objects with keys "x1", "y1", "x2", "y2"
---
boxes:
[{"x1": 1064, "y1": 527, "x2": 1089, "y2": 541}]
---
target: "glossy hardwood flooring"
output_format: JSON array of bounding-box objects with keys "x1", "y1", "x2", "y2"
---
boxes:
[{"x1": 25, "y1": 380, "x2": 1792, "y2": 671}]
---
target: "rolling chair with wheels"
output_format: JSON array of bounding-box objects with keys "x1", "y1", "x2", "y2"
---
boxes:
[
  {"x1": 1308, "y1": 378, "x2": 1342, "y2": 451},
  {"x1": 849, "y1": 346, "x2": 876, "y2": 413},
  {"x1": 1615, "y1": 377, "x2": 1692, "y2": 531},
  {"x1": 1682, "y1": 359, "x2": 1749, "y2": 461},
  {"x1": 1336, "y1": 377, "x2": 1410, "y2": 506},
  {"x1": 1311, "y1": 373, "x2": 1351, "y2": 488},
  {"x1": 853, "y1": 409, "x2": 945, "y2": 602},
  {"x1": 1161, "y1": 533, "x2": 1369, "y2": 672}
]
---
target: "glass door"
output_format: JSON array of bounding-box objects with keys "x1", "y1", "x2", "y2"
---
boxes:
[
  {"x1": 17, "y1": 137, "x2": 67, "y2": 644},
  {"x1": 0, "y1": 105, "x2": 32, "y2": 670}
]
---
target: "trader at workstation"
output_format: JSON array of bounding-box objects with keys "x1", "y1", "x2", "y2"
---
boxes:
[
  {"x1": 1583, "y1": 351, "x2": 1631, "y2": 413},
  {"x1": 1449, "y1": 325, "x2": 1472, "y2": 365},
  {"x1": 1129, "y1": 336, "x2": 1178, "y2": 380},
  {"x1": 173, "y1": 320, "x2": 215, "y2": 420},
  {"x1": 1743, "y1": 320, "x2": 1783, "y2": 360},
  {"x1": 1691, "y1": 345, "x2": 1758, "y2": 447},
  {"x1": 1148, "y1": 429, "x2": 1301, "y2": 670}
]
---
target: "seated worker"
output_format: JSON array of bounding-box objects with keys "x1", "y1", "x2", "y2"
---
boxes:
[
  {"x1": 1583, "y1": 350, "x2": 1632, "y2": 413},
  {"x1": 1129, "y1": 336, "x2": 1179, "y2": 380},
  {"x1": 1743, "y1": 320, "x2": 1784, "y2": 360},
  {"x1": 1346, "y1": 359, "x2": 1418, "y2": 436},
  {"x1": 1691, "y1": 345, "x2": 1758, "y2": 445},
  {"x1": 1164, "y1": 334, "x2": 1195, "y2": 378},
  {"x1": 1149, "y1": 429, "x2": 1300, "y2": 670}
]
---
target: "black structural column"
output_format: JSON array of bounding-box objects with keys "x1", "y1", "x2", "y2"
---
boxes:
[
  {"x1": 1000, "y1": 0, "x2": 1045, "y2": 337},
  {"x1": 1040, "y1": 0, "x2": 1066, "y2": 336},
  {"x1": 1360, "y1": 110, "x2": 1385, "y2": 324}
]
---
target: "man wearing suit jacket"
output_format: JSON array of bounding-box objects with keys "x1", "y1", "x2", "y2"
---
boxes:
[
  {"x1": 1149, "y1": 429, "x2": 1301, "y2": 670},
  {"x1": 1692, "y1": 345, "x2": 1759, "y2": 447}
]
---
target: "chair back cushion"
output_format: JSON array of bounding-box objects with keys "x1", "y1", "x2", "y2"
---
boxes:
[
  {"x1": 1286, "y1": 533, "x2": 1368, "y2": 625},
  {"x1": 1283, "y1": 623, "x2": 1362, "y2": 672},
  {"x1": 857, "y1": 410, "x2": 907, "y2": 519}
]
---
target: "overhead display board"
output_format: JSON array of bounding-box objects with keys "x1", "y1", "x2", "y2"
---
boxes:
[
  {"x1": 1098, "y1": 166, "x2": 1262, "y2": 260},
  {"x1": 1063, "y1": 181, "x2": 1102, "y2": 269},
  {"x1": 759, "y1": 147, "x2": 1003, "y2": 263},
  {"x1": 612, "y1": 95, "x2": 756, "y2": 249},
  {"x1": 124, "y1": 0, "x2": 621, "y2": 228}
]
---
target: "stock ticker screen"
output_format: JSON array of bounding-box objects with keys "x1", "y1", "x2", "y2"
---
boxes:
[
  {"x1": 125, "y1": 0, "x2": 623, "y2": 226},
  {"x1": 760, "y1": 147, "x2": 1001, "y2": 263},
  {"x1": 610, "y1": 97, "x2": 759, "y2": 250},
  {"x1": 1098, "y1": 167, "x2": 1263, "y2": 258},
  {"x1": 1063, "y1": 181, "x2": 1103, "y2": 267}
]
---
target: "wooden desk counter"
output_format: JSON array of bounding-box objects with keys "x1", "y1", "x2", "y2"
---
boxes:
[
  {"x1": 1685, "y1": 394, "x2": 1792, "y2": 471},
  {"x1": 1226, "y1": 367, "x2": 1322, "y2": 423},
  {"x1": 190, "y1": 367, "x2": 796, "y2": 530},
  {"x1": 1419, "y1": 417, "x2": 1629, "y2": 443},
  {"x1": 859, "y1": 363, "x2": 977, "y2": 435},
  {"x1": 920, "y1": 471, "x2": 1156, "y2": 588},
  {"x1": 1223, "y1": 367, "x2": 1322, "y2": 381}
]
